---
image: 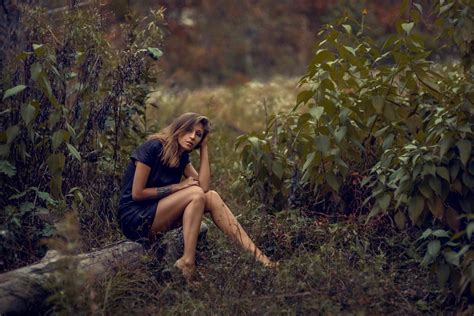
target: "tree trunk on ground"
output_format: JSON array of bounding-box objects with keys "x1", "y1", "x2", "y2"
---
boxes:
[{"x1": 0, "y1": 223, "x2": 208, "y2": 314}]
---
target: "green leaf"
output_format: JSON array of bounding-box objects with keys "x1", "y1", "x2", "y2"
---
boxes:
[
  {"x1": 343, "y1": 45, "x2": 356, "y2": 56},
  {"x1": 6, "y1": 125, "x2": 20, "y2": 144},
  {"x1": 372, "y1": 96, "x2": 385, "y2": 114},
  {"x1": 335, "y1": 126, "x2": 347, "y2": 144},
  {"x1": 147, "y1": 47, "x2": 163, "y2": 60},
  {"x1": 466, "y1": 222, "x2": 474, "y2": 240},
  {"x1": 67, "y1": 143, "x2": 81, "y2": 161},
  {"x1": 20, "y1": 202, "x2": 34, "y2": 215},
  {"x1": 394, "y1": 211, "x2": 406, "y2": 230},
  {"x1": 297, "y1": 90, "x2": 314, "y2": 105},
  {"x1": 32, "y1": 43, "x2": 45, "y2": 56},
  {"x1": 36, "y1": 189, "x2": 57, "y2": 205},
  {"x1": 444, "y1": 251, "x2": 459, "y2": 267},
  {"x1": 418, "y1": 181, "x2": 433, "y2": 200},
  {"x1": 378, "y1": 193, "x2": 391, "y2": 211},
  {"x1": 427, "y1": 240, "x2": 440, "y2": 258},
  {"x1": 402, "y1": 22, "x2": 415, "y2": 35},
  {"x1": 367, "y1": 204, "x2": 382, "y2": 222},
  {"x1": 432, "y1": 229, "x2": 450, "y2": 238},
  {"x1": 302, "y1": 152, "x2": 315, "y2": 172},
  {"x1": 456, "y1": 139, "x2": 471, "y2": 167},
  {"x1": 46, "y1": 153, "x2": 65, "y2": 176},
  {"x1": 272, "y1": 161, "x2": 284, "y2": 180},
  {"x1": 0, "y1": 144, "x2": 10, "y2": 157},
  {"x1": 52, "y1": 130, "x2": 69, "y2": 150},
  {"x1": 312, "y1": 49, "x2": 335, "y2": 64},
  {"x1": 439, "y1": 3, "x2": 454, "y2": 15},
  {"x1": 382, "y1": 134, "x2": 394, "y2": 150},
  {"x1": 436, "y1": 167, "x2": 450, "y2": 182},
  {"x1": 20, "y1": 102, "x2": 38, "y2": 126},
  {"x1": 0, "y1": 160, "x2": 16, "y2": 177},
  {"x1": 309, "y1": 106, "x2": 324, "y2": 120},
  {"x1": 375, "y1": 125, "x2": 390, "y2": 138},
  {"x1": 408, "y1": 194, "x2": 424, "y2": 224},
  {"x1": 342, "y1": 24, "x2": 352, "y2": 34},
  {"x1": 413, "y1": 3, "x2": 423, "y2": 14},
  {"x1": 326, "y1": 170, "x2": 340, "y2": 191},
  {"x1": 419, "y1": 228, "x2": 432, "y2": 240},
  {"x1": 3, "y1": 85, "x2": 27, "y2": 100},
  {"x1": 315, "y1": 135, "x2": 330, "y2": 153},
  {"x1": 439, "y1": 137, "x2": 452, "y2": 157},
  {"x1": 436, "y1": 263, "x2": 450, "y2": 287},
  {"x1": 31, "y1": 63, "x2": 42, "y2": 81}
]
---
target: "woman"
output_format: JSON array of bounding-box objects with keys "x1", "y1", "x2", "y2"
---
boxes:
[{"x1": 117, "y1": 112, "x2": 275, "y2": 280}]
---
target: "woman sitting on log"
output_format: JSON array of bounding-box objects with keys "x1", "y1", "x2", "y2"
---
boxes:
[{"x1": 117, "y1": 112, "x2": 276, "y2": 280}]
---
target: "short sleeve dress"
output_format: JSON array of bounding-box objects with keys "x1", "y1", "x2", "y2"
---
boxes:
[{"x1": 117, "y1": 139, "x2": 190, "y2": 241}]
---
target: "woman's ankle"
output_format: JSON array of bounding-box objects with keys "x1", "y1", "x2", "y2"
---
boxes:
[{"x1": 177, "y1": 256, "x2": 195, "y2": 267}]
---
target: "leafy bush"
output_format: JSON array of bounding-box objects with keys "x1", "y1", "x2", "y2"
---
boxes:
[
  {"x1": 0, "y1": 4, "x2": 164, "y2": 272},
  {"x1": 237, "y1": 0, "x2": 473, "y2": 298}
]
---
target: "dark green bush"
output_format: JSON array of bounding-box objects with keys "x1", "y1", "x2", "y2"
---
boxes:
[
  {"x1": 237, "y1": 0, "x2": 473, "y2": 298},
  {"x1": 0, "y1": 4, "x2": 164, "y2": 272}
]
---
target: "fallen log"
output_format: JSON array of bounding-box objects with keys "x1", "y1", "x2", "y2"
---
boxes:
[{"x1": 0, "y1": 223, "x2": 208, "y2": 314}]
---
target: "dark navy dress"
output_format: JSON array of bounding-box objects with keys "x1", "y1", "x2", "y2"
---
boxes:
[{"x1": 117, "y1": 139, "x2": 189, "y2": 241}]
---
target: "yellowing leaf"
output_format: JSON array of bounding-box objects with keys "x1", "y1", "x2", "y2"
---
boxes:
[
  {"x1": 428, "y1": 197, "x2": 444, "y2": 220},
  {"x1": 446, "y1": 207, "x2": 460, "y2": 232},
  {"x1": 394, "y1": 211, "x2": 406, "y2": 230},
  {"x1": 408, "y1": 194, "x2": 424, "y2": 224}
]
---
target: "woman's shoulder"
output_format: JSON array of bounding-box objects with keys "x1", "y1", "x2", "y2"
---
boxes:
[
  {"x1": 131, "y1": 138, "x2": 163, "y2": 165},
  {"x1": 139, "y1": 138, "x2": 163, "y2": 151}
]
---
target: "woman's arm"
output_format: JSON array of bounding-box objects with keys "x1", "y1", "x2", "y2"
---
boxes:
[
  {"x1": 183, "y1": 136, "x2": 211, "y2": 192},
  {"x1": 197, "y1": 136, "x2": 210, "y2": 192},
  {"x1": 132, "y1": 161, "x2": 198, "y2": 201}
]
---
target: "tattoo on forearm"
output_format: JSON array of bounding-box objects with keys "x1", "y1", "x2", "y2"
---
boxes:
[{"x1": 156, "y1": 186, "x2": 172, "y2": 199}]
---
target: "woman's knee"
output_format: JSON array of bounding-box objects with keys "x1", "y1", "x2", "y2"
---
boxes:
[
  {"x1": 205, "y1": 190, "x2": 222, "y2": 208},
  {"x1": 186, "y1": 186, "x2": 206, "y2": 203}
]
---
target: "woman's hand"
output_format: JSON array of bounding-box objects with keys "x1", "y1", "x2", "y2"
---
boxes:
[
  {"x1": 200, "y1": 134, "x2": 209, "y2": 149},
  {"x1": 178, "y1": 176, "x2": 199, "y2": 190}
]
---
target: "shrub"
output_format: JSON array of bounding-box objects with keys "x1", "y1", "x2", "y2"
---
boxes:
[
  {"x1": 237, "y1": 0, "x2": 473, "y2": 298},
  {"x1": 0, "y1": 3, "x2": 164, "y2": 271}
]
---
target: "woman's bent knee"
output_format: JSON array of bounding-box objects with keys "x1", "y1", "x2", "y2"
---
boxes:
[
  {"x1": 187, "y1": 186, "x2": 206, "y2": 203},
  {"x1": 205, "y1": 190, "x2": 222, "y2": 208}
]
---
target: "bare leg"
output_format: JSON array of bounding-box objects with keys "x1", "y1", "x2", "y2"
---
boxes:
[
  {"x1": 149, "y1": 186, "x2": 205, "y2": 279},
  {"x1": 204, "y1": 190, "x2": 274, "y2": 267}
]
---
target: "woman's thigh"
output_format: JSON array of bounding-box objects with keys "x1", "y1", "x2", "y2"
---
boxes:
[{"x1": 151, "y1": 185, "x2": 205, "y2": 232}]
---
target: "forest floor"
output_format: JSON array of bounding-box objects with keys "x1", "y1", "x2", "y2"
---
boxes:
[{"x1": 45, "y1": 77, "x2": 469, "y2": 315}]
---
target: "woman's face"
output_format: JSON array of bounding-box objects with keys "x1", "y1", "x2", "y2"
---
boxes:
[{"x1": 178, "y1": 122, "x2": 204, "y2": 151}]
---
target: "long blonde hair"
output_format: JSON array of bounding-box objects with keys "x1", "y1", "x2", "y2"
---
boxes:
[{"x1": 148, "y1": 112, "x2": 211, "y2": 167}]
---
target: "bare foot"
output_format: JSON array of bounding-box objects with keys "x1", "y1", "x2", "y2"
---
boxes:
[
  {"x1": 263, "y1": 261, "x2": 279, "y2": 269},
  {"x1": 256, "y1": 254, "x2": 279, "y2": 269},
  {"x1": 174, "y1": 258, "x2": 196, "y2": 281}
]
